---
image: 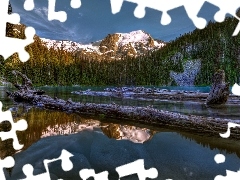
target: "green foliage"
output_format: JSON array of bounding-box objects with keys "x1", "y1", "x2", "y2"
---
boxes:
[
  {"x1": 2, "y1": 17, "x2": 240, "y2": 86},
  {"x1": 156, "y1": 17, "x2": 240, "y2": 86}
]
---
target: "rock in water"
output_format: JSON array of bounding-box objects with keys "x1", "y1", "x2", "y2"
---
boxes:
[{"x1": 206, "y1": 70, "x2": 230, "y2": 105}]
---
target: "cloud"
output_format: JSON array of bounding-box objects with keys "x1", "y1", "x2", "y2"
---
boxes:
[
  {"x1": 10, "y1": 0, "x2": 220, "y2": 44},
  {"x1": 34, "y1": 7, "x2": 48, "y2": 20}
]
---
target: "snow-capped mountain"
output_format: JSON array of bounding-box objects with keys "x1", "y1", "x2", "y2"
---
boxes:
[
  {"x1": 40, "y1": 38, "x2": 100, "y2": 53},
  {"x1": 41, "y1": 30, "x2": 166, "y2": 59}
]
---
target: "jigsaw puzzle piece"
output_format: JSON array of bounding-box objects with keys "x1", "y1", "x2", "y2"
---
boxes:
[
  {"x1": 110, "y1": 0, "x2": 184, "y2": 25},
  {"x1": 24, "y1": 0, "x2": 81, "y2": 22},
  {"x1": 139, "y1": 0, "x2": 185, "y2": 25},
  {"x1": 219, "y1": 122, "x2": 240, "y2": 138},
  {"x1": 110, "y1": 0, "x2": 124, "y2": 14},
  {"x1": 128, "y1": 0, "x2": 184, "y2": 23},
  {"x1": 70, "y1": 0, "x2": 81, "y2": 9},
  {"x1": 24, "y1": 0, "x2": 34, "y2": 11},
  {"x1": 0, "y1": 102, "x2": 28, "y2": 150},
  {"x1": 21, "y1": 164, "x2": 51, "y2": 180},
  {"x1": 214, "y1": 154, "x2": 226, "y2": 164},
  {"x1": 48, "y1": 0, "x2": 67, "y2": 22},
  {"x1": 45, "y1": 149, "x2": 74, "y2": 172},
  {"x1": 20, "y1": 149, "x2": 74, "y2": 180},
  {"x1": 207, "y1": 0, "x2": 240, "y2": 22},
  {"x1": 79, "y1": 169, "x2": 109, "y2": 180},
  {"x1": 183, "y1": 0, "x2": 207, "y2": 29},
  {"x1": 206, "y1": 0, "x2": 240, "y2": 35},
  {"x1": 0, "y1": 0, "x2": 20, "y2": 38},
  {"x1": 116, "y1": 159, "x2": 158, "y2": 180},
  {"x1": 0, "y1": 0, "x2": 35, "y2": 62},
  {"x1": 0, "y1": 156, "x2": 15, "y2": 180},
  {"x1": 1, "y1": 27, "x2": 35, "y2": 62},
  {"x1": 215, "y1": 169, "x2": 240, "y2": 180},
  {"x1": 110, "y1": 0, "x2": 203, "y2": 26},
  {"x1": 232, "y1": 83, "x2": 240, "y2": 96}
]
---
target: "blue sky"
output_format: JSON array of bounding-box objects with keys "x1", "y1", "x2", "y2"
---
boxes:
[{"x1": 11, "y1": 0, "x2": 220, "y2": 43}]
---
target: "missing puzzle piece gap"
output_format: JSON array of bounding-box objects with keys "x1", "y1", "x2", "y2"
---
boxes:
[
  {"x1": 0, "y1": 101, "x2": 28, "y2": 150},
  {"x1": 20, "y1": 150, "x2": 74, "y2": 180},
  {"x1": 70, "y1": 0, "x2": 81, "y2": 9},
  {"x1": 110, "y1": 0, "x2": 240, "y2": 35},
  {"x1": 24, "y1": 0, "x2": 34, "y2": 11},
  {"x1": 0, "y1": 156, "x2": 15, "y2": 180},
  {"x1": 0, "y1": 0, "x2": 35, "y2": 62}
]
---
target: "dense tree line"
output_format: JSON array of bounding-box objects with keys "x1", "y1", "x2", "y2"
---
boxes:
[{"x1": 1, "y1": 15, "x2": 240, "y2": 86}]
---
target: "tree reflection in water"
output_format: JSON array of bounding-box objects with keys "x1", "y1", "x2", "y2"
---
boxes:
[
  {"x1": 1, "y1": 105, "x2": 154, "y2": 159},
  {"x1": 0, "y1": 104, "x2": 240, "y2": 179},
  {"x1": 0, "y1": 104, "x2": 239, "y2": 160}
]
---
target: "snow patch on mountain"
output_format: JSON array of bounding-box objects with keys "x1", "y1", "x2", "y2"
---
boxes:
[
  {"x1": 116, "y1": 30, "x2": 164, "y2": 48},
  {"x1": 40, "y1": 38, "x2": 101, "y2": 53},
  {"x1": 40, "y1": 30, "x2": 166, "y2": 58}
]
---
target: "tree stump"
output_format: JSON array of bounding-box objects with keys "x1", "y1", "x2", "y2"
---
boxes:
[{"x1": 206, "y1": 69, "x2": 230, "y2": 105}]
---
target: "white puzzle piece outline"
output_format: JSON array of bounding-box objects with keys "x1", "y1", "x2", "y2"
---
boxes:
[
  {"x1": 110, "y1": 0, "x2": 240, "y2": 35},
  {"x1": 232, "y1": 83, "x2": 240, "y2": 96},
  {"x1": 0, "y1": 0, "x2": 240, "y2": 179},
  {"x1": 0, "y1": 101, "x2": 28, "y2": 150},
  {"x1": 79, "y1": 169, "x2": 109, "y2": 180},
  {"x1": 214, "y1": 154, "x2": 240, "y2": 179},
  {"x1": 214, "y1": 169, "x2": 240, "y2": 180},
  {"x1": 0, "y1": 156, "x2": 15, "y2": 180},
  {"x1": 0, "y1": 0, "x2": 35, "y2": 62},
  {"x1": 20, "y1": 149, "x2": 74, "y2": 180},
  {"x1": 24, "y1": 0, "x2": 82, "y2": 22},
  {"x1": 116, "y1": 159, "x2": 158, "y2": 180},
  {"x1": 214, "y1": 80, "x2": 240, "y2": 179},
  {"x1": 219, "y1": 122, "x2": 240, "y2": 138},
  {"x1": 110, "y1": 0, "x2": 206, "y2": 28}
]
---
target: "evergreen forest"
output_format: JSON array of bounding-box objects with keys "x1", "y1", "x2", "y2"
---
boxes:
[{"x1": 1, "y1": 13, "x2": 240, "y2": 87}]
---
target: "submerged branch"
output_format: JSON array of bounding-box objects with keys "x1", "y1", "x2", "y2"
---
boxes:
[
  {"x1": 5, "y1": 72, "x2": 240, "y2": 140},
  {"x1": 72, "y1": 87, "x2": 239, "y2": 104}
]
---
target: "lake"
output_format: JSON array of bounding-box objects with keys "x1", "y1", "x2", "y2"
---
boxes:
[{"x1": 1, "y1": 86, "x2": 240, "y2": 180}]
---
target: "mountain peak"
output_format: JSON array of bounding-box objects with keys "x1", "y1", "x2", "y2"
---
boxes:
[{"x1": 41, "y1": 30, "x2": 166, "y2": 60}]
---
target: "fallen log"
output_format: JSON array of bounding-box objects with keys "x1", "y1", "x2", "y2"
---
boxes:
[
  {"x1": 6, "y1": 87, "x2": 240, "y2": 140},
  {"x1": 72, "y1": 88, "x2": 209, "y2": 101},
  {"x1": 72, "y1": 88, "x2": 240, "y2": 104},
  {"x1": 6, "y1": 71, "x2": 240, "y2": 139},
  {"x1": 7, "y1": 70, "x2": 45, "y2": 96}
]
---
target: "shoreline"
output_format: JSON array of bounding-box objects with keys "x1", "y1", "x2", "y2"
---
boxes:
[
  {"x1": 5, "y1": 70, "x2": 240, "y2": 140},
  {"x1": 72, "y1": 87, "x2": 240, "y2": 104},
  {"x1": 6, "y1": 88, "x2": 240, "y2": 140}
]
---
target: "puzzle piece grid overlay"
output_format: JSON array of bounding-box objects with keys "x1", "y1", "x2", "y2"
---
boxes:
[{"x1": 1, "y1": 0, "x2": 240, "y2": 179}]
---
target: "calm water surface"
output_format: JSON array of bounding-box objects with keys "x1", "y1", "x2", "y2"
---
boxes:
[
  {"x1": 38, "y1": 86, "x2": 240, "y2": 120},
  {"x1": 0, "y1": 86, "x2": 240, "y2": 179}
]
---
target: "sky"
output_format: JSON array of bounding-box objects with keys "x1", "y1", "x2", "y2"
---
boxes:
[{"x1": 11, "y1": 0, "x2": 221, "y2": 44}]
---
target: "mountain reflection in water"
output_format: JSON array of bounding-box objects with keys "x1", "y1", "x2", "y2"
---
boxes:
[
  {"x1": 0, "y1": 106, "x2": 153, "y2": 159},
  {"x1": 1, "y1": 86, "x2": 240, "y2": 179},
  {"x1": 0, "y1": 106, "x2": 240, "y2": 179}
]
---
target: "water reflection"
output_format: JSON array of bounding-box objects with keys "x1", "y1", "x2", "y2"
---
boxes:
[
  {"x1": 0, "y1": 106, "x2": 154, "y2": 159},
  {"x1": 0, "y1": 85, "x2": 240, "y2": 158},
  {"x1": 1, "y1": 106, "x2": 240, "y2": 159},
  {"x1": 0, "y1": 102, "x2": 239, "y2": 179},
  {"x1": 5, "y1": 121, "x2": 240, "y2": 180},
  {"x1": 1, "y1": 86, "x2": 240, "y2": 120},
  {"x1": 39, "y1": 86, "x2": 240, "y2": 120}
]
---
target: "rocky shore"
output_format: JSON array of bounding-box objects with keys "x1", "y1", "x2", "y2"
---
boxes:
[
  {"x1": 5, "y1": 71, "x2": 240, "y2": 139},
  {"x1": 72, "y1": 86, "x2": 240, "y2": 104}
]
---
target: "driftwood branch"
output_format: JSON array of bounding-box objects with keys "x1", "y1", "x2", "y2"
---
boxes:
[
  {"x1": 6, "y1": 72, "x2": 240, "y2": 140},
  {"x1": 6, "y1": 70, "x2": 45, "y2": 98},
  {"x1": 11, "y1": 70, "x2": 33, "y2": 91}
]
